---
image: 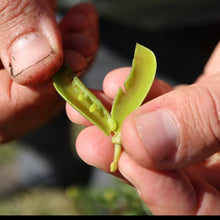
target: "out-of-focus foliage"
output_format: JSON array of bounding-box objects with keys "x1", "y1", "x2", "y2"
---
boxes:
[{"x1": 66, "y1": 180, "x2": 152, "y2": 215}]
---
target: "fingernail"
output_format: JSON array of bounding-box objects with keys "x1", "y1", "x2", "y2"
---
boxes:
[
  {"x1": 10, "y1": 33, "x2": 53, "y2": 77},
  {"x1": 135, "y1": 110, "x2": 178, "y2": 162}
]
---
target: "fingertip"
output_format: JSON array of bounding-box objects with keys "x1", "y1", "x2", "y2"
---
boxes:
[
  {"x1": 62, "y1": 33, "x2": 97, "y2": 58},
  {"x1": 76, "y1": 126, "x2": 114, "y2": 172},
  {"x1": 65, "y1": 103, "x2": 91, "y2": 126},
  {"x1": 60, "y1": 2, "x2": 99, "y2": 66},
  {"x1": 11, "y1": 45, "x2": 63, "y2": 86},
  {"x1": 59, "y1": 13, "x2": 90, "y2": 34},
  {"x1": 67, "y1": 2, "x2": 98, "y2": 19},
  {"x1": 60, "y1": 2, "x2": 99, "y2": 45},
  {"x1": 0, "y1": 0, "x2": 63, "y2": 85},
  {"x1": 64, "y1": 50, "x2": 88, "y2": 74},
  {"x1": 103, "y1": 67, "x2": 131, "y2": 99}
]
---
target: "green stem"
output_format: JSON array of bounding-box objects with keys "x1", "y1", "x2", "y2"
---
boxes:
[
  {"x1": 110, "y1": 133, "x2": 122, "y2": 172},
  {"x1": 110, "y1": 144, "x2": 122, "y2": 172}
]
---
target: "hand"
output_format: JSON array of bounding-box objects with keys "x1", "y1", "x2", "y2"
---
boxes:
[
  {"x1": 0, "y1": 1, "x2": 99, "y2": 142},
  {"x1": 66, "y1": 41, "x2": 220, "y2": 215}
]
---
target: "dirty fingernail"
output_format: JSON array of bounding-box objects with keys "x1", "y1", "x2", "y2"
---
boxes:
[{"x1": 10, "y1": 33, "x2": 53, "y2": 77}]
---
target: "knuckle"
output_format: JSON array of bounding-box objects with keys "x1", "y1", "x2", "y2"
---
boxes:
[
  {"x1": 173, "y1": 83, "x2": 220, "y2": 165},
  {"x1": 0, "y1": 0, "x2": 44, "y2": 50},
  {"x1": 0, "y1": 0, "x2": 41, "y2": 37},
  {"x1": 0, "y1": 0, "x2": 10, "y2": 15},
  {"x1": 0, "y1": 0, "x2": 27, "y2": 25},
  {"x1": 203, "y1": 86, "x2": 220, "y2": 147},
  {"x1": 189, "y1": 83, "x2": 220, "y2": 149}
]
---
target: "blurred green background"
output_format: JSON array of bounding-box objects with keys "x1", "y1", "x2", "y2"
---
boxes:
[{"x1": 0, "y1": 139, "x2": 151, "y2": 215}]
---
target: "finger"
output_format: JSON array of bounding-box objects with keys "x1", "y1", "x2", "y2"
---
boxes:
[
  {"x1": 62, "y1": 33, "x2": 97, "y2": 58},
  {"x1": 60, "y1": 2, "x2": 99, "y2": 41},
  {"x1": 64, "y1": 50, "x2": 88, "y2": 75},
  {"x1": 0, "y1": 69, "x2": 63, "y2": 143},
  {"x1": 75, "y1": 125, "x2": 123, "y2": 180},
  {"x1": 118, "y1": 153, "x2": 197, "y2": 215},
  {"x1": 75, "y1": 119, "x2": 220, "y2": 215},
  {"x1": 0, "y1": 0, "x2": 63, "y2": 85},
  {"x1": 103, "y1": 67, "x2": 172, "y2": 100},
  {"x1": 60, "y1": 2, "x2": 101, "y2": 124},
  {"x1": 121, "y1": 73, "x2": 220, "y2": 170},
  {"x1": 76, "y1": 126, "x2": 113, "y2": 171},
  {"x1": 144, "y1": 78, "x2": 173, "y2": 102},
  {"x1": 59, "y1": 2, "x2": 99, "y2": 74},
  {"x1": 191, "y1": 179, "x2": 220, "y2": 215},
  {"x1": 60, "y1": 3, "x2": 99, "y2": 61},
  {"x1": 66, "y1": 102, "x2": 92, "y2": 127},
  {"x1": 120, "y1": 153, "x2": 220, "y2": 215},
  {"x1": 103, "y1": 67, "x2": 131, "y2": 99},
  {"x1": 201, "y1": 152, "x2": 220, "y2": 192},
  {"x1": 184, "y1": 161, "x2": 220, "y2": 215},
  {"x1": 48, "y1": 0, "x2": 56, "y2": 12}
]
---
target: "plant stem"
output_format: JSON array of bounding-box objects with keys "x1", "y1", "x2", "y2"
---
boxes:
[{"x1": 110, "y1": 143, "x2": 122, "y2": 172}]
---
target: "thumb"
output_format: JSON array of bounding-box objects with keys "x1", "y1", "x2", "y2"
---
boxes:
[
  {"x1": 122, "y1": 78, "x2": 220, "y2": 170},
  {"x1": 0, "y1": 0, "x2": 63, "y2": 85},
  {"x1": 121, "y1": 44, "x2": 220, "y2": 170}
]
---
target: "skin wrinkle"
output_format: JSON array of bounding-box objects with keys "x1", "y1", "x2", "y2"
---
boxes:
[
  {"x1": 183, "y1": 165, "x2": 212, "y2": 214},
  {"x1": 187, "y1": 85, "x2": 219, "y2": 161},
  {"x1": 179, "y1": 87, "x2": 203, "y2": 151},
  {"x1": 0, "y1": 0, "x2": 35, "y2": 24},
  {"x1": 189, "y1": 85, "x2": 208, "y2": 145},
  {"x1": 204, "y1": 87, "x2": 220, "y2": 148},
  {"x1": 194, "y1": 83, "x2": 220, "y2": 149},
  {"x1": 205, "y1": 153, "x2": 220, "y2": 192},
  {"x1": 174, "y1": 83, "x2": 220, "y2": 169},
  {"x1": 173, "y1": 88, "x2": 192, "y2": 164},
  {"x1": 120, "y1": 152, "x2": 197, "y2": 214},
  {"x1": 0, "y1": 1, "x2": 9, "y2": 17},
  {"x1": 0, "y1": 1, "x2": 32, "y2": 32},
  {"x1": 195, "y1": 181, "x2": 220, "y2": 215}
]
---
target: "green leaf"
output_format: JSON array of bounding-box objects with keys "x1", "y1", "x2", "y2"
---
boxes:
[
  {"x1": 53, "y1": 63, "x2": 111, "y2": 136},
  {"x1": 111, "y1": 43, "x2": 157, "y2": 134}
]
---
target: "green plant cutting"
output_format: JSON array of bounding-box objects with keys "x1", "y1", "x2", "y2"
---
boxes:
[{"x1": 53, "y1": 43, "x2": 157, "y2": 172}]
